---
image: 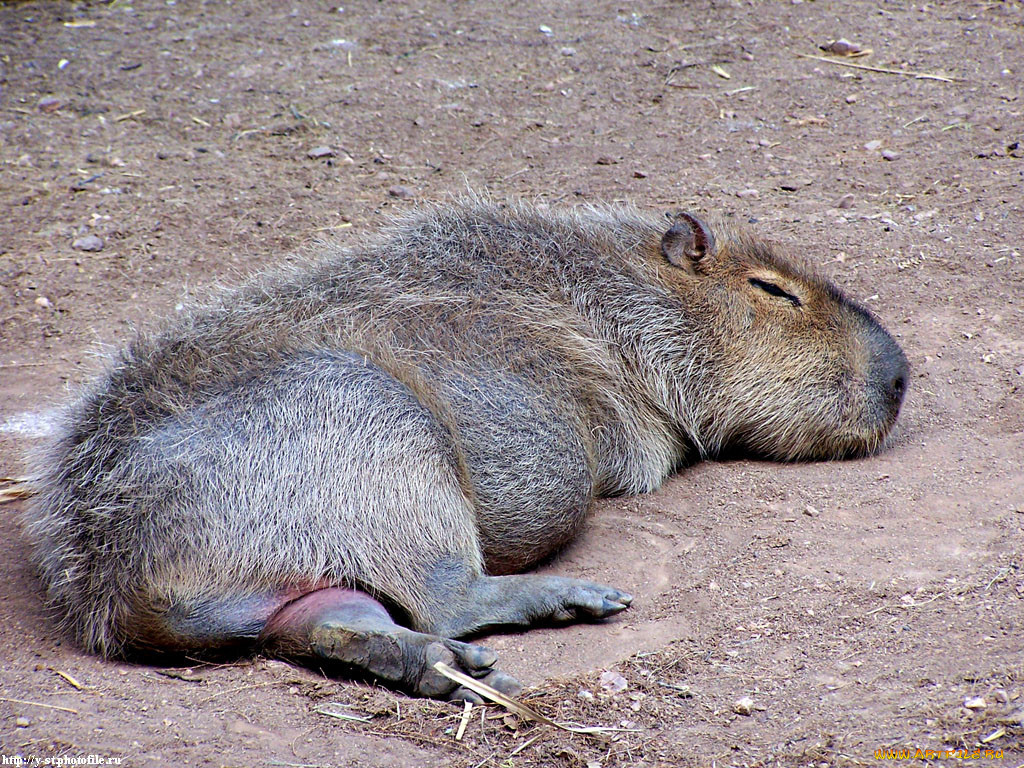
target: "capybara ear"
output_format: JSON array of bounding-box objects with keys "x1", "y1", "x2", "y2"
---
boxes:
[{"x1": 660, "y1": 212, "x2": 716, "y2": 268}]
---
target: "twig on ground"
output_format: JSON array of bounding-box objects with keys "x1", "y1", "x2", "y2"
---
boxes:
[
  {"x1": 433, "y1": 662, "x2": 641, "y2": 736},
  {"x1": 796, "y1": 52, "x2": 957, "y2": 83},
  {"x1": 0, "y1": 697, "x2": 79, "y2": 714}
]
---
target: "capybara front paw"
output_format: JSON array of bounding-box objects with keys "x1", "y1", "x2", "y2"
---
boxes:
[{"x1": 551, "y1": 581, "x2": 633, "y2": 622}]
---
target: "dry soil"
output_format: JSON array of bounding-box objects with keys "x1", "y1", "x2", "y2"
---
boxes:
[{"x1": 1, "y1": 1, "x2": 1022, "y2": 766}]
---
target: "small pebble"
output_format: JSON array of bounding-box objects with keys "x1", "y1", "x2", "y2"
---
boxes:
[
  {"x1": 599, "y1": 670, "x2": 628, "y2": 694},
  {"x1": 995, "y1": 689, "x2": 1009, "y2": 704},
  {"x1": 38, "y1": 96, "x2": 61, "y2": 112},
  {"x1": 734, "y1": 696, "x2": 755, "y2": 716},
  {"x1": 34, "y1": 296, "x2": 52, "y2": 308},
  {"x1": 307, "y1": 146, "x2": 335, "y2": 159},
  {"x1": 964, "y1": 696, "x2": 987, "y2": 710},
  {"x1": 880, "y1": 149, "x2": 899, "y2": 161},
  {"x1": 845, "y1": 94, "x2": 858, "y2": 104},
  {"x1": 834, "y1": 193, "x2": 855, "y2": 209},
  {"x1": 820, "y1": 38, "x2": 862, "y2": 56},
  {"x1": 560, "y1": 47, "x2": 576, "y2": 57},
  {"x1": 16, "y1": 716, "x2": 30, "y2": 727},
  {"x1": 387, "y1": 185, "x2": 415, "y2": 199},
  {"x1": 736, "y1": 188, "x2": 759, "y2": 199},
  {"x1": 864, "y1": 139, "x2": 883, "y2": 151},
  {"x1": 72, "y1": 234, "x2": 104, "y2": 252},
  {"x1": 803, "y1": 504, "x2": 819, "y2": 517}
]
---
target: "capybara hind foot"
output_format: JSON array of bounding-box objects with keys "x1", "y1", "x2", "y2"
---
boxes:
[
  {"x1": 259, "y1": 588, "x2": 522, "y2": 700},
  {"x1": 428, "y1": 574, "x2": 633, "y2": 638}
]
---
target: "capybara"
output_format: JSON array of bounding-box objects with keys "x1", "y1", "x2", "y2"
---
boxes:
[{"x1": 23, "y1": 199, "x2": 908, "y2": 700}]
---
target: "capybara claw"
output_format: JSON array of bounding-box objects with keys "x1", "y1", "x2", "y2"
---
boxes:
[{"x1": 447, "y1": 669, "x2": 524, "y2": 704}]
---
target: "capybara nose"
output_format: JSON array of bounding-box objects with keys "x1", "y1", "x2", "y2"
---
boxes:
[
  {"x1": 872, "y1": 330, "x2": 910, "y2": 418},
  {"x1": 890, "y1": 367, "x2": 907, "y2": 404}
]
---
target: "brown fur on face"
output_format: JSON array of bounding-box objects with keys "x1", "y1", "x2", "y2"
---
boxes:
[{"x1": 649, "y1": 223, "x2": 907, "y2": 460}]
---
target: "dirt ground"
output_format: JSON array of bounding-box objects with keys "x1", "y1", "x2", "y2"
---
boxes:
[{"x1": 1, "y1": 0, "x2": 1022, "y2": 766}]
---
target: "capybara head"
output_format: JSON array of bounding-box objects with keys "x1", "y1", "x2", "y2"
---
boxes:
[{"x1": 657, "y1": 212, "x2": 908, "y2": 461}]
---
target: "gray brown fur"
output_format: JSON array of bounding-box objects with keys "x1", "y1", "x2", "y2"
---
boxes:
[{"x1": 22, "y1": 198, "x2": 907, "y2": 686}]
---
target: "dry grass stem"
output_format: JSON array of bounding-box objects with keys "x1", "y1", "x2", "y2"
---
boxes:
[
  {"x1": 0, "y1": 697, "x2": 79, "y2": 714},
  {"x1": 432, "y1": 662, "x2": 641, "y2": 736},
  {"x1": 455, "y1": 700, "x2": 473, "y2": 740},
  {"x1": 314, "y1": 703, "x2": 373, "y2": 723},
  {"x1": 51, "y1": 669, "x2": 85, "y2": 690},
  {"x1": 796, "y1": 52, "x2": 957, "y2": 82},
  {"x1": 0, "y1": 478, "x2": 33, "y2": 504}
]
